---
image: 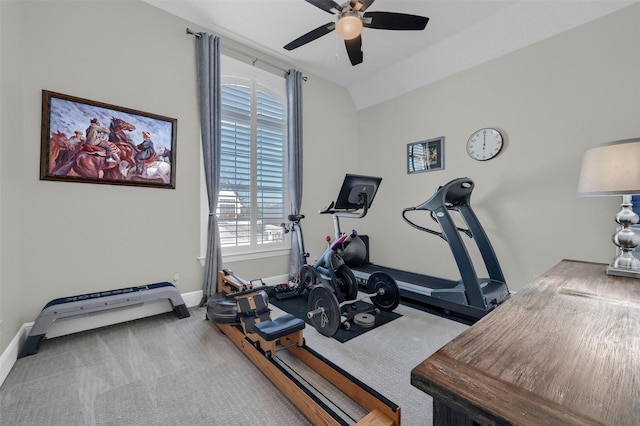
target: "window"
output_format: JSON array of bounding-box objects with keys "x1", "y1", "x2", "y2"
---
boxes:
[{"x1": 201, "y1": 56, "x2": 289, "y2": 261}]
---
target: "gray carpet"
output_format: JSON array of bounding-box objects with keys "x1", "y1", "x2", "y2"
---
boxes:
[{"x1": 0, "y1": 299, "x2": 467, "y2": 425}]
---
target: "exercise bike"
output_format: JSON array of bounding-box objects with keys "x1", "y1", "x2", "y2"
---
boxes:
[
  {"x1": 281, "y1": 213, "x2": 359, "y2": 302},
  {"x1": 283, "y1": 207, "x2": 400, "y2": 337}
]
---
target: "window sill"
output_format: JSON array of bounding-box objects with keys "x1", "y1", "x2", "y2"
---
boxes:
[{"x1": 198, "y1": 247, "x2": 290, "y2": 266}]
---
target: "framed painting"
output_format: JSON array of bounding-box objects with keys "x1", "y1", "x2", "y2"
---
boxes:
[
  {"x1": 407, "y1": 136, "x2": 444, "y2": 174},
  {"x1": 40, "y1": 90, "x2": 177, "y2": 189}
]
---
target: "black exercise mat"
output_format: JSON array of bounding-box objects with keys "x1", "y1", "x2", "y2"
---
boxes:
[{"x1": 268, "y1": 293, "x2": 402, "y2": 343}]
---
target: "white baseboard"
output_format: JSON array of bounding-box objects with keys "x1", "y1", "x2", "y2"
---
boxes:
[
  {"x1": 0, "y1": 274, "x2": 290, "y2": 387},
  {"x1": 0, "y1": 322, "x2": 30, "y2": 387},
  {"x1": 0, "y1": 289, "x2": 203, "y2": 387}
]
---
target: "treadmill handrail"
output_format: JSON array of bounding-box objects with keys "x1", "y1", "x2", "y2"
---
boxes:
[
  {"x1": 402, "y1": 207, "x2": 447, "y2": 240},
  {"x1": 403, "y1": 207, "x2": 473, "y2": 239}
]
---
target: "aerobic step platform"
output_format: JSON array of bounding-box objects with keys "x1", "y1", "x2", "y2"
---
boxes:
[{"x1": 18, "y1": 282, "x2": 190, "y2": 358}]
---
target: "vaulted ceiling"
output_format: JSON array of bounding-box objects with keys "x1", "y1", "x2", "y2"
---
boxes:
[{"x1": 143, "y1": 0, "x2": 635, "y2": 109}]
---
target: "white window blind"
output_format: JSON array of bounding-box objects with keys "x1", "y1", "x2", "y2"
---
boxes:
[{"x1": 203, "y1": 55, "x2": 288, "y2": 260}]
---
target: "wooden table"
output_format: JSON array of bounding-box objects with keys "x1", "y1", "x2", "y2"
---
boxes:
[{"x1": 411, "y1": 259, "x2": 640, "y2": 426}]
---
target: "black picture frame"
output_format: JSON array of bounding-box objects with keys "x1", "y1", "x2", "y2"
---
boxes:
[
  {"x1": 407, "y1": 136, "x2": 444, "y2": 174},
  {"x1": 40, "y1": 90, "x2": 177, "y2": 189}
]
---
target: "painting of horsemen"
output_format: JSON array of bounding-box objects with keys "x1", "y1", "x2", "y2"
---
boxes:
[{"x1": 40, "y1": 90, "x2": 177, "y2": 189}]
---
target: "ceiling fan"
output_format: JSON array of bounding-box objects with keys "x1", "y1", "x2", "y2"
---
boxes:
[{"x1": 284, "y1": 0, "x2": 429, "y2": 66}]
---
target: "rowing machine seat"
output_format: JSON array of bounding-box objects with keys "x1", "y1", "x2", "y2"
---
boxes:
[{"x1": 254, "y1": 314, "x2": 305, "y2": 342}]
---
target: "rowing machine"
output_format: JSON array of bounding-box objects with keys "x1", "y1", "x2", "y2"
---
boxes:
[{"x1": 211, "y1": 270, "x2": 401, "y2": 425}]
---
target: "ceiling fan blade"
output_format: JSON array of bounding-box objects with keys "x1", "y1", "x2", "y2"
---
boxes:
[
  {"x1": 350, "y1": 0, "x2": 375, "y2": 12},
  {"x1": 284, "y1": 22, "x2": 336, "y2": 50},
  {"x1": 305, "y1": 0, "x2": 342, "y2": 14},
  {"x1": 344, "y1": 35, "x2": 363, "y2": 66},
  {"x1": 363, "y1": 11, "x2": 429, "y2": 30}
]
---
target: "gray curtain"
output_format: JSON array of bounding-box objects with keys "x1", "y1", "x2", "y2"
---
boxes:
[
  {"x1": 195, "y1": 33, "x2": 222, "y2": 304},
  {"x1": 287, "y1": 69, "x2": 304, "y2": 280}
]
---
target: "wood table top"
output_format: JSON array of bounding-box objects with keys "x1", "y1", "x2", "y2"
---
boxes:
[{"x1": 411, "y1": 259, "x2": 640, "y2": 426}]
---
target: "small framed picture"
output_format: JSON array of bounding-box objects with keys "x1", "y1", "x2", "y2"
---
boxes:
[
  {"x1": 407, "y1": 136, "x2": 444, "y2": 174},
  {"x1": 40, "y1": 90, "x2": 177, "y2": 189}
]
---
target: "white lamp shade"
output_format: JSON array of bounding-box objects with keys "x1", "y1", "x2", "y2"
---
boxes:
[
  {"x1": 336, "y1": 13, "x2": 363, "y2": 40},
  {"x1": 577, "y1": 138, "x2": 640, "y2": 196}
]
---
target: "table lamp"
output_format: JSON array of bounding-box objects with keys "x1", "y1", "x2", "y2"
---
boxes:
[{"x1": 578, "y1": 137, "x2": 640, "y2": 278}]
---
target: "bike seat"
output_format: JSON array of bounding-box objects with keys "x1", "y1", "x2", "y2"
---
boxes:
[{"x1": 288, "y1": 213, "x2": 305, "y2": 222}]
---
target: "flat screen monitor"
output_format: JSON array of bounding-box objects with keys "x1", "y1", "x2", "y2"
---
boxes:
[{"x1": 334, "y1": 174, "x2": 382, "y2": 210}]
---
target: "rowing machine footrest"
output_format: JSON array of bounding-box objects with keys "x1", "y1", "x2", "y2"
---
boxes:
[
  {"x1": 254, "y1": 314, "x2": 305, "y2": 342},
  {"x1": 236, "y1": 291, "x2": 271, "y2": 334}
]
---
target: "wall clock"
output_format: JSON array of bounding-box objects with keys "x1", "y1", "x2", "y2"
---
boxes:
[{"x1": 466, "y1": 128, "x2": 504, "y2": 161}]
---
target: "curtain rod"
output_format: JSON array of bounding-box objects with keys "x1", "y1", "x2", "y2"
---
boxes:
[{"x1": 186, "y1": 28, "x2": 306, "y2": 80}]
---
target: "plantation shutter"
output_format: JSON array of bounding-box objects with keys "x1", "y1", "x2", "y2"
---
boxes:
[
  {"x1": 256, "y1": 90, "x2": 286, "y2": 244},
  {"x1": 219, "y1": 83, "x2": 287, "y2": 248}
]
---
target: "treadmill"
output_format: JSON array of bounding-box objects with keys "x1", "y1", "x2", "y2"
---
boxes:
[{"x1": 326, "y1": 174, "x2": 511, "y2": 322}]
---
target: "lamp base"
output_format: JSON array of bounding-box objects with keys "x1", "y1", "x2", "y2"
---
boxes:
[
  {"x1": 607, "y1": 195, "x2": 640, "y2": 279},
  {"x1": 606, "y1": 265, "x2": 640, "y2": 278}
]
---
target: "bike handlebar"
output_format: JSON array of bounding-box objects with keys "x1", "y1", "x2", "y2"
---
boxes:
[
  {"x1": 319, "y1": 193, "x2": 370, "y2": 219},
  {"x1": 330, "y1": 229, "x2": 357, "y2": 250}
]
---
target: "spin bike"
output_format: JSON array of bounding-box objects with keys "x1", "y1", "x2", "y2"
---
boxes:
[
  {"x1": 295, "y1": 182, "x2": 380, "y2": 300},
  {"x1": 282, "y1": 205, "x2": 400, "y2": 337},
  {"x1": 281, "y1": 213, "x2": 359, "y2": 302}
]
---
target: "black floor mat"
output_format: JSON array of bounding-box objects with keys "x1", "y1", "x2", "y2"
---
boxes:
[{"x1": 269, "y1": 293, "x2": 402, "y2": 343}]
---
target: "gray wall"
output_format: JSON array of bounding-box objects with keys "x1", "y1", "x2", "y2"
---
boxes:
[
  {"x1": 0, "y1": 0, "x2": 357, "y2": 353},
  {"x1": 354, "y1": 4, "x2": 640, "y2": 289},
  {"x1": 1, "y1": 0, "x2": 638, "y2": 355}
]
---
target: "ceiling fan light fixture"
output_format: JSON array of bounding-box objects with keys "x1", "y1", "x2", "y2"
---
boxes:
[{"x1": 335, "y1": 12, "x2": 363, "y2": 40}]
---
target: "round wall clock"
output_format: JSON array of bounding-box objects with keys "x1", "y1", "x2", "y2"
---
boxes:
[{"x1": 466, "y1": 128, "x2": 504, "y2": 161}]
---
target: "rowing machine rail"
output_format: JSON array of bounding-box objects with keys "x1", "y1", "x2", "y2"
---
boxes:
[{"x1": 213, "y1": 270, "x2": 401, "y2": 425}]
